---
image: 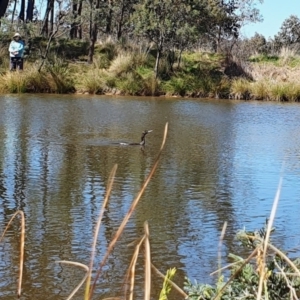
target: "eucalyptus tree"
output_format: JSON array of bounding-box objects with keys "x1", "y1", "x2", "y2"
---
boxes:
[
  {"x1": 132, "y1": 0, "x2": 201, "y2": 77},
  {"x1": 132, "y1": 0, "x2": 170, "y2": 77},
  {"x1": 113, "y1": 0, "x2": 137, "y2": 40},
  {"x1": 274, "y1": 15, "x2": 300, "y2": 47},
  {"x1": 86, "y1": 0, "x2": 110, "y2": 63},
  {"x1": 202, "y1": 0, "x2": 263, "y2": 52}
]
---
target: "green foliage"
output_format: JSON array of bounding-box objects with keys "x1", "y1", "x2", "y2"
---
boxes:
[
  {"x1": 244, "y1": 33, "x2": 268, "y2": 55},
  {"x1": 162, "y1": 75, "x2": 192, "y2": 96},
  {"x1": 275, "y1": 15, "x2": 300, "y2": 47},
  {"x1": 159, "y1": 268, "x2": 176, "y2": 300},
  {"x1": 248, "y1": 54, "x2": 279, "y2": 64},
  {"x1": 115, "y1": 72, "x2": 144, "y2": 95},
  {"x1": 184, "y1": 278, "x2": 216, "y2": 300},
  {"x1": 52, "y1": 39, "x2": 89, "y2": 59},
  {"x1": 184, "y1": 224, "x2": 300, "y2": 300}
]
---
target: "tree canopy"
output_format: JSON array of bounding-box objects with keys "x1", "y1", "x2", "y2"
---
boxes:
[{"x1": 0, "y1": 0, "x2": 265, "y2": 63}]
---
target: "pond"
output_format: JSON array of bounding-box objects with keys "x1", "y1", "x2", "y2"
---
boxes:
[{"x1": 0, "y1": 94, "x2": 300, "y2": 299}]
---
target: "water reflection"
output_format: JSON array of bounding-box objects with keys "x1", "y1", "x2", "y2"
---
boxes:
[{"x1": 0, "y1": 95, "x2": 300, "y2": 299}]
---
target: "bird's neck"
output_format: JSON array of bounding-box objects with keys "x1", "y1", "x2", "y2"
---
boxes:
[{"x1": 140, "y1": 133, "x2": 146, "y2": 145}]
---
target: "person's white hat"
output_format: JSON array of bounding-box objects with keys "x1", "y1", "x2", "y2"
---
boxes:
[{"x1": 13, "y1": 32, "x2": 21, "y2": 38}]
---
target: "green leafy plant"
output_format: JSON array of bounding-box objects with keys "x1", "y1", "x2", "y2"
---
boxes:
[
  {"x1": 184, "y1": 222, "x2": 300, "y2": 300},
  {"x1": 159, "y1": 268, "x2": 177, "y2": 300}
]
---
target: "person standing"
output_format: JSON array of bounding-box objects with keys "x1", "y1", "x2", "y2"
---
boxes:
[{"x1": 9, "y1": 33, "x2": 25, "y2": 71}]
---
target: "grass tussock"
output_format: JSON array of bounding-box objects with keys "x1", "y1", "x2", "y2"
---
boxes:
[
  {"x1": 230, "y1": 78, "x2": 300, "y2": 101},
  {"x1": 0, "y1": 59, "x2": 75, "y2": 94},
  {"x1": 75, "y1": 68, "x2": 110, "y2": 94},
  {"x1": 249, "y1": 80, "x2": 271, "y2": 100},
  {"x1": 230, "y1": 78, "x2": 250, "y2": 100}
]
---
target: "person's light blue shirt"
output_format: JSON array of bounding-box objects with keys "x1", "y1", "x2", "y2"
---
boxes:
[{"x1": 9, "y1": 40, "x2": 25, "y2": 58}]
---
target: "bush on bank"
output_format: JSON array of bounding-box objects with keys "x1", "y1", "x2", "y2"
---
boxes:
[{"x1": 1, "y1": 38, "x2": 300, "y2": 101}]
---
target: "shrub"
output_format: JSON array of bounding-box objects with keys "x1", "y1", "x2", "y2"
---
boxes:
[{"x1": 162, "y1": 76, "x2": 191, "y2": 96}]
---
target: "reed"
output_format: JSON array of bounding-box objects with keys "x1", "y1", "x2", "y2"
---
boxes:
[
  {"x1": 57, "y1": 261, "x2": 89, "y2": 300},
  {"x1": 257, "y1": 178, "x2": 282, "y2": 299},
  {"x1": 279, "y1": 46, "x2": 299, "y2": 65},
  {"x1": 0, "y1": 210, "x2": 25, "y2": 297},
  {"x1": 84, "y1": 165, "x2": 117, "y2": 300},
  {"x1": 126, "y1": 236, "x2": 146, "y2": 300},
  {"x1": 144, "y1": 221, "x2": 151, "y2": 300},
  {"x1": 89, "y1": 123, "x2": 169, "y2": 299}
]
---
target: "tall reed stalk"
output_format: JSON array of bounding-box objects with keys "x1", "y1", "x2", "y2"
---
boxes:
[
  {"x1": 0, "y1": 210, "x2": 25, "y2": 297},
  {"x1": 88, "y1": 122, "x2": 169, "y2": 299},
  {"x1": 84, "y1": 164, "x2": 118, "y2": 300}
]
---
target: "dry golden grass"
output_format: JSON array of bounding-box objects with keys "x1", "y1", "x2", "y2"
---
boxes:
[
  {"x1": 108, "y1": 52, "x2": 135, "y2": 75},
  {"x1": 230, "y1": 78, "x2": 250, "y2": 100}
]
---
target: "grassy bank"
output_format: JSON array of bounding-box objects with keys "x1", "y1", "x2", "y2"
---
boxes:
[{"x1": 1, "y1": 40, "x2": 300, "y2": 101}]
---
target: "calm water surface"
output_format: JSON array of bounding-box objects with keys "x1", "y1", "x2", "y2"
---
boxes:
[{"x1": 0, "y1": 94, "x2": 300, "y2": 299}]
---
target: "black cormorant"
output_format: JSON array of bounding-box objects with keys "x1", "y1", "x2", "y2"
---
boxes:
[{"x1": 117, "y1": 130, "x2": 153, "y2": 146}]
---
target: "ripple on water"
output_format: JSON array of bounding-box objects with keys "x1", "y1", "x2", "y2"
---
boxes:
[{"x1": 0, "y1": 96, "x2": 300, "y2": 299}]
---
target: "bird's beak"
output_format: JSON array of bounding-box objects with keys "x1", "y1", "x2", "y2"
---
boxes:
[{"x1": 147, "y1": 130, "x2": 153, "y2": 133}]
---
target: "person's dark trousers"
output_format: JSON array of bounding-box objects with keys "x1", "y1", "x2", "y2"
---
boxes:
[{"x1": 10, "y1": 57, "x2": 24, "y2": 71}]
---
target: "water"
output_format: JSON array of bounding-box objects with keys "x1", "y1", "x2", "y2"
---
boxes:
[{"x1": 0, "y1": 94, "x2": 299, "y2": 299}]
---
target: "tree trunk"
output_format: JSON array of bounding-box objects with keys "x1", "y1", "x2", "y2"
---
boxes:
[
  {"x1": 154, "y1": 37, "x2": 163, "y2": 78},
  {"x1": 26, "y1": 0, "x2": 35, "y2": 22},
  {"x1": 78, "y1": 0, "x2": 83, "y2": 39},
  {"x1": 0, "y1": 0, "x2": 10, "y2": 19},
  {"x1": 88, "y1": 23, "x2": 97, "y2": 63},
  {"x1": 49, "y1": 1, "x2": 54, "y2": 36},
  {"x1": 19, "y1": 0, "x2": 25, "y2": 21},
  {"x1": 70, "y1": 2, "x2": 78, "y2": 39},
  {"x1": 11, "y1": 0, "x2": 17, "y2": 24},
  {"x1": 105, "y1": 0, "x2": 113, "y2": 34},
  {"x1": 87, "y1": 0, "x2": 100, "y2": 63},
  {"x1": 41, "y1": 0, "x2": 54, "y2": 36},
  {"x1": 116, "y1": 1, "x2": 125, "y2": 40}
]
